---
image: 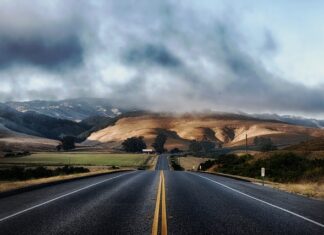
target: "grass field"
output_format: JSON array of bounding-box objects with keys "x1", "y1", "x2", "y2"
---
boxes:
[{"x1": 0, "y1": 152, "x2": 151, "y2": 167}]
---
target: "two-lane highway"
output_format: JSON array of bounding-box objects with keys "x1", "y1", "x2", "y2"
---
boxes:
[
  {"x1": 0, "y1": 171, "x2": 159, "y2": 234},
  {"x1": 0, "y1": 155, "x2": 323, "y2": 234}
]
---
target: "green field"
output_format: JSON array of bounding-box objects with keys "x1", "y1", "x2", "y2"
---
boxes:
[{"x1": 0, "y1": 152, "x2": 150, "y2": 167}]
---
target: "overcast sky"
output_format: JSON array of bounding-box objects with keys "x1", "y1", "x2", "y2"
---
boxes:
[{"x1": 0, "y1": 0, "x2": 324, "y2": 117}]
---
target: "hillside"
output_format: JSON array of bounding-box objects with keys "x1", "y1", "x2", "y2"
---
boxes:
[
  {"x1": 0, "y1": 124, "x2": 59, "y2": 154},
  {"x1": 5, "y1": 98, "x2": 124, "y2": 121},
  {"x1": 0, "y1": 103, "x2": 89, "y2": 140},
  {"x1": 85, "y1": 113, "x2": 324, "y2": 150},
  {"x1": 284, "y1": 137, "x2": 324, "y2": 151}
]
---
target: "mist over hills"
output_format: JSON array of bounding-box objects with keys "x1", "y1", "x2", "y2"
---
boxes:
[
  {"x1": 5, "y1": 98, "x2": 124, "y2": 121},
  {"x1": 1, "y1": 98, "x2": 324, "y2": 151}
]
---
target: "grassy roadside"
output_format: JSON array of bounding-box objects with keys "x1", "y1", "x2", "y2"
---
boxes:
[
  {"x1": 0, "y1": 152, "x2": 149, "y2": 167},
  {"x1": 178, "y1": 153, "x2": 324, "y2": 200},
  {"x1": 0, "y1": 168, "x2": 132, "y2": 194},
  {"x1": 147, "y1": 154, "x2": 158, "y2": 170},
  {"x1": 204, "y1": 171, "x2": 324, "y2": 200},
  {"x1": 0, "y1": 152, "x2": 156, "y2": 194}
]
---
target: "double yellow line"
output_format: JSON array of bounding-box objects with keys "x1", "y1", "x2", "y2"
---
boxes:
[{"x1": 152, "y1": 171, "x2": 167, "y2": 235}]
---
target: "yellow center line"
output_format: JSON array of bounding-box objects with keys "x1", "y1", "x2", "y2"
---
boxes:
[
  {"x1": 152, "y1": 171, "x2": 162, "y2": 235},
  {"x1": 161, "y1": 171, "x2": 168, "y2": 235},
  {"x1": 152, "y1": 171, "x2": 168, "y2": 235}
]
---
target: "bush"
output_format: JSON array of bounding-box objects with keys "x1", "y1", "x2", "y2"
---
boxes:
[
  {"x1": 0, "y1": 166, "x2": 89, "y2": 181},
  {"x1": 4, "y1": 151, "x2": 31, "y2": 158},
  {"x1": 199, "y1": 152, "x2": 324, "y2": 183},
  {"x1": 170, "y1": 148, "x2": 182, "y2": 154},
  {"x1": 170, "y1": 156, "x2": 184, "y2": 171}
]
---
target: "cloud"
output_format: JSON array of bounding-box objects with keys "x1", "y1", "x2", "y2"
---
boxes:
[
  {"x1": 124, "y1": 44, "x2": 182, "y2": 68},
  {"x1": 0, "y1": 0, "x2": 323, "y2": 117},
  {"x1": 0, "y1": 35, "x2": 83, "y2": 70}
]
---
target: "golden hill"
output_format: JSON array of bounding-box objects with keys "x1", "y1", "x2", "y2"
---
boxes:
[{"x1": 85, "y1": 113, "x2": 324, "y2": 150}]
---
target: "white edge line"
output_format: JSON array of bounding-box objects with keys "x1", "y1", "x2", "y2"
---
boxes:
[
  {"x1": 0, "y1": 171, "x2": 136, "y2": 223},
  {"x1": 191, "y1": 172, "x2": 324, "y2": 228}
]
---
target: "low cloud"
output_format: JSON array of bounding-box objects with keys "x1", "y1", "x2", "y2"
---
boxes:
[
  {"x1": 0, "y1": 35, "x2": 83, "y2": 70},
  {"x1": 124, "y1": 44, "x2": 182, "y2": 68}
]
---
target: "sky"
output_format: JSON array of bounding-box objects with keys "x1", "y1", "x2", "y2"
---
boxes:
[{"x1": 0, "y1": 0, "x2": 324, "y2": 117}]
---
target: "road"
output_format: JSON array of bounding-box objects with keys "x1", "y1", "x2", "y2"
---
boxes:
[{"x1": 0, "y1": 155, "x2": 323, "y2": 234}]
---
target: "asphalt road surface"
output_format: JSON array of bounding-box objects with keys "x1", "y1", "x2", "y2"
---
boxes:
[{"x1": 0, "y1": 155, "x2": 323, "y2": 235}]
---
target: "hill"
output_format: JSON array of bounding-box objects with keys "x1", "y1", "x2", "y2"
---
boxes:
[
  {"x1": 5, "y1": 98, "x2": 124, "y2": 121},
  {"x1": 85, "y1": 113, "x2": 324, "y2": 150},
  {"x1": 284, "y1": 138, "x2": 324, "y2": 151},
  {"x1": 0, "y1": 103, "x2": 89, "y2": 140},
  {"x1": 0, "y1": 124, "x2": 59, "y2": 154},
  {"x1": 251, "y1": 113, "x2": 324, "y2": 129}
]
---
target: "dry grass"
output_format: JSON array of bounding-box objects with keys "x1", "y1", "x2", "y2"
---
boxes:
[
  {"x1": 0, "y1": 168, "x2": 130, "y2": 193},
  {"x1": 205, "y1": 171, "x2": 324, "y2": 200},
  {"x1": 178, "y1": 156, "x2": 212, "y2": 171},
  {"x1": 147, "y1": 155, "x2": 158, "y2": 170},
  {"x1": 272, "y1": 180, "x2": 324, "y2": 199}
]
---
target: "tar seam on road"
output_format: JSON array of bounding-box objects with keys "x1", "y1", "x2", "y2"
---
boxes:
[
  {"x1": 152, "y1": 171, "x2": 168, "y2": 235},
  {"x1": 192, "y1": 173, "x2": 324, "y2": 228},
  {"x1": 0, "y1": 171, "x2": 136, "y2": 223}
]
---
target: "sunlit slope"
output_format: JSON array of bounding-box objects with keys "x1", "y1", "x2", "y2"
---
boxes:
[{"x1": 85, "y1": 113, "x2": 324, "y2": 149}]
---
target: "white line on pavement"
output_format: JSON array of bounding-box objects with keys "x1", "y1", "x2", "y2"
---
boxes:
[
  {"x1": 0, "y1": 171, "x2": 136, "y2": 223},
  {"x1": 191, "y1": 173, "x2": 324, "y2": 228}
]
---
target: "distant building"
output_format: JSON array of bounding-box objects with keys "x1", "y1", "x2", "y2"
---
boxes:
[{"x1": 142, "y1": 149, "x2": 154, "y2": 154}]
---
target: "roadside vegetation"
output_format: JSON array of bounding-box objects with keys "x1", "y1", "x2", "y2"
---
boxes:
[
  {"x1": 170, "y1": 155, "x2": 184, "y2": 171},
  {"x1": 0, "y1": 166, "x2": 89, "y2": 181},
  {"x1": 199, "y1": 152, "x2": 324, "y2": 183}
]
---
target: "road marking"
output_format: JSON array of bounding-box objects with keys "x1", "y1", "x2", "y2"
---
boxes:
[
  {"x1": 192, "y1": 173, "x2": 324, "y2": 228},
  {"x1": 161, "y1": 171, "x2": 168, "y2": 235},
  {"x1": 152, "y1": 171, "x2": 162, "y2": 235},
  {"x1": 152, "y1": 171, "x2": 168, "y2": 235},
  {"x1": 0, "y1": 171, "x2": 136, "y2": 223}
]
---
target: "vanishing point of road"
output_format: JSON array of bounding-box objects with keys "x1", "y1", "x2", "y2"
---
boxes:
[{"x1": 0, "y1": 155, "x2": 323, "y2": 234}]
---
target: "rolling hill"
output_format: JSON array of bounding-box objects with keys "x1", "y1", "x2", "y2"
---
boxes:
[{"x1": 85, "y1": 113, "x2": 324, "y2": 150}]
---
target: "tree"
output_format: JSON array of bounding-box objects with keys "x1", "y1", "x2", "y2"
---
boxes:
[
  {"x1": 189, "y1": 140, "x2": 203, "y2": 153},
  {"x1": 61, "y1": 136, "x2": 76, "y2": 151},
  {"x1": 254, "y1": 136, "x2": 277, "y2": 152},
  {"x1": 200, "y1": 140, "x2": 215, "y2": 152},
  {"x1": 122, "y1": 137, "x2": 147, "y2": 152},
  {"x1": 152, "y1": 133, "x2": 167, "y2": 153},
  {"x1": 56, "y1": 144, "x2": 62, "y2": 151},
  {"x1": 189, "y1": 140, "x2": 215, "y2": 153},
  {"x1": 170, "y1": 148, "x2": 182, "y2": 154}
]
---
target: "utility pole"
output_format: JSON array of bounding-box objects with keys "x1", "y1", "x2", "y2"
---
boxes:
[{"x1": 245, "y1": 133, "x2": 248, "y2": 154}]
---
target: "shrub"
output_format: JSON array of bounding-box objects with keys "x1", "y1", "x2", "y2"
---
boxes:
[{"x1": 199, "y1": 152, "x2": 324, "y2": 183}]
